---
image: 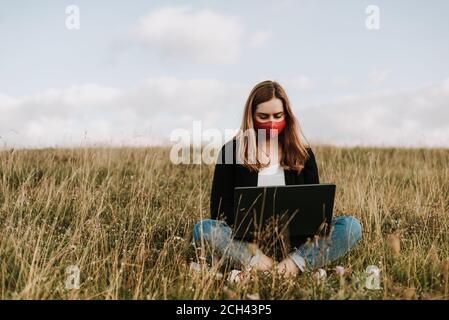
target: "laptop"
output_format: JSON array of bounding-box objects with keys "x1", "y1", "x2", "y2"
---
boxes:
[{"x1": 232, "y1": 184, "x2": 336, "y2": 241}]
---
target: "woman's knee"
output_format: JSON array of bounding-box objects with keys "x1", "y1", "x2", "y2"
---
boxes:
[
  {"x1": 193, "y1": 219, "x2": 213, "y2": 242},
  {"x1": 334, "y1": 215, "x2": 362, "y2": 246},
  {"x1": 192, "y1": 219, "x2": 229, "y2": 243}
]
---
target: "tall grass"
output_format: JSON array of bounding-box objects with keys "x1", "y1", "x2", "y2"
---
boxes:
[{"x1": 0, "y1": 146, "x2": 448, "y2": 299}]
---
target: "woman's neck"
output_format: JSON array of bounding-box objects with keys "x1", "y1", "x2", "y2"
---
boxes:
[{"x1": 258, "y1": 138, "x2": 283, "y2": 164}]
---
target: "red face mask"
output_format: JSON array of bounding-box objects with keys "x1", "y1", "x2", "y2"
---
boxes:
[{"x1": 253, "y1": 118, "x2": 286, "y2": 138}]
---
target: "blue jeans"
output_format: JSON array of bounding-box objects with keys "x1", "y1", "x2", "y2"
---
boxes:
[{"x1": 192, "y1": 216, "x2": 362, "y2": 271}]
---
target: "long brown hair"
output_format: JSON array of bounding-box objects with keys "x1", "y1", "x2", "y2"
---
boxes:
[{"x1": 234, "y1": 80, "x2": 311, "y2": 172}]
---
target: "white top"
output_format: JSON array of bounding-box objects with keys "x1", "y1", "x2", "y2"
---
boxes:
[{"x1": 257, "y1": 163, "x2": 286, "y2": 186}]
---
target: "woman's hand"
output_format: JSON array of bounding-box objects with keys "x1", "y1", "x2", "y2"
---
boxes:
[{"x1": 275, "y1": 257, "x2": 300, "y2": 278}]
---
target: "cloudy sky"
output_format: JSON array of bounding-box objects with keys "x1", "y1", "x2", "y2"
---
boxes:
[{"x1": 1, "y1": 0, "x2": 449, "y2": 148}]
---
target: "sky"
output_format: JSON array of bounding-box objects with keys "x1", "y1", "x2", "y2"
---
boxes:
[{"x1": 1, "y1": 0, "x2": 449, "y2": 149}]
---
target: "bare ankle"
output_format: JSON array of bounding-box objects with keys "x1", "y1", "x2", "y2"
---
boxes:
[{"x1": 247, "y1": 248, "x2": 274, "y2": 272}]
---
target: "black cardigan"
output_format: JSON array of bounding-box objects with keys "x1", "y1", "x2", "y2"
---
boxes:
[{"x1": 210, "y1": 137, "x2": 320, "y2": 248}]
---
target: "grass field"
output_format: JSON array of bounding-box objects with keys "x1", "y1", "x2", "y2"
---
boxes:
[{"x1": 0, "y1": 145, "x2": 448, "y2": 299}]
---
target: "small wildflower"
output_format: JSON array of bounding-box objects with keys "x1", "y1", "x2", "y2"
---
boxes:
[
  {"x1": 334, "y1": 266, "x2": 345, "y2": 276},
  {"x1": 313, "y1": 268, "x2": 327, "y2": 284},
  {"x1": 227, "y1": 270, "x2": 243, "y2": 284}
]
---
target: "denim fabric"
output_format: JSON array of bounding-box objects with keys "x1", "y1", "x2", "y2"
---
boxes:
[{"x1": 192, "y1": 216, "x2": 362, "y2": 270}]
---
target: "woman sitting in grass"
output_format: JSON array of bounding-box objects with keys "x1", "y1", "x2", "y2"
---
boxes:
[{"x1": 192, "y1": 80, "x2": 362, "y2": 281}]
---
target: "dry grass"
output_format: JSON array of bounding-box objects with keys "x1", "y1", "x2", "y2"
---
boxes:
[{"x1": 0, "y1": 145, "x2": 448, "y2": 299}]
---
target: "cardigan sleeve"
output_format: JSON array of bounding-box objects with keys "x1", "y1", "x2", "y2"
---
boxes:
[
  {"x1": 210, "y1": 142, "x2": 236, "y2": 226},
  {"x1": 303, "y1": 147, "x2": 320, "y2": 184}
]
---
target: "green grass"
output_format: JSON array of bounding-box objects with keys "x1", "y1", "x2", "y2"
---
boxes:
[{"x1": 0, "y1": 145, "x2": 448, "y2": 299}]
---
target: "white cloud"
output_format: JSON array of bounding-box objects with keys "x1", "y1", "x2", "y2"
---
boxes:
[
  {"x1": 0, "y1": 78, "x2": 246, "y2": 148},
  {"x1": 2, "y1": 77, "x2": 449, "y2": 149},
  {"x1": 300, "y1": 79, "x2": 449, "y2": 148},
  {"x1": 248, "y1": 30, "x2": 273, "y2": 48},
  {"x1": 0, "y1": 93, "x2": 18, "y2": 111},
  {"x1": 136, "y1": 6, "x2": 243, "y2": 64}
]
